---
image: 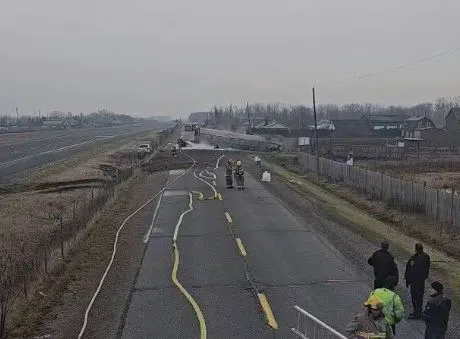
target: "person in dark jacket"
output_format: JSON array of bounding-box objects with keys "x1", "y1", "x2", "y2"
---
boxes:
[
  {"x1": 405, "y1": 243, "x2": 431, "y2": 319},
  {"x1": 368, "y1": 241, "x2": 399, "y2": 289},
  {"x1": 423, "y1": 281, "x2": 451, "y2": 339}
]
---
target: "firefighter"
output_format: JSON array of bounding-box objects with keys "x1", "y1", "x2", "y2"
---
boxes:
[
  {"x1": 345, "y1": 295, "x2": 394, "y2": 339},
  {"x1": 225, "y1": 159, "x2": 234, "y2": 188},
  {"x1": 234, "y1": 160, "x2": 245, "y2": 190},
  {"x1": 369, "y1": 276, "x2": 404, "y2": 335}
]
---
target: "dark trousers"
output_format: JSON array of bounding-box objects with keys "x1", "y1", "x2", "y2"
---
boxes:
[
  {"x1": 425, "y1": 325, "x2": 446, "y2": 339},
  {"x1": 410, "y1": 281, "x2": 425, "y2": 315}
]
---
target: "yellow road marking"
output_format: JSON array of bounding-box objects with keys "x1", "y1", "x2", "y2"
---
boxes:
[
  {"x1": 217, "y1": 193, "x2": 222, "y2": 201},
  {"x1": 257, "y1": 293, "x2": 279, "y2": 330},
  {"x1": 235, "y1": 238, "x2": 247, "y2": 257},
  {"x1": 171, "y1": 193, "x2": 207, "y2": 339},
  {"x1": 225, "y1": 212, "x2": 232, "y2": 223}
]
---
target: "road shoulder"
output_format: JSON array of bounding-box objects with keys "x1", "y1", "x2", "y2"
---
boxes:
[{"x1": 243, "y1": 154, "x2": 460, "y2": 337}]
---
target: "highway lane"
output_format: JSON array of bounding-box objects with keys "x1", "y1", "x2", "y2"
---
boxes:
[
  {"x1": 0, "y1": 122, "x2": 170, "y2": 183},
  {"x1": 119, "y1": 150, "x2": 425, "y2": 338}
]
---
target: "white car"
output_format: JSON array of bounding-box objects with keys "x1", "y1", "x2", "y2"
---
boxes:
[{"x1": 137, "y1": 143, "x2": 152, "y2": 153}]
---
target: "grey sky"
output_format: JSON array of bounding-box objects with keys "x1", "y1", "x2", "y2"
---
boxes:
[{"x1": 1, "y1": 0, "x2": 459, "y2": 117}]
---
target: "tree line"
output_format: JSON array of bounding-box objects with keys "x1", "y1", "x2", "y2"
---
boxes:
[
  {"x1": 211, "y1": 96, "x2": 460, "y2": 130},
  {"x1": 0, "y1": 109, "x2": 137, "y2": 128}
]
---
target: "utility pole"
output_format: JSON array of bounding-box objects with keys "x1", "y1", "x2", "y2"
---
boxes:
[
  {"x1": 16, "y1": 106, "x2": 19, "y2": 122},
  {"x1": 312, "y1": 87, "x2": 319, "y2": 175},
  {"x1": 246, "y1": 102, "x2": 251, "y2": 132}
]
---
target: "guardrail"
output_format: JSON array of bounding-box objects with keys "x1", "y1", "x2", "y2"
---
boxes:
[{"x1": 291, "y1": 306, "x2": 348, "y2": 339}]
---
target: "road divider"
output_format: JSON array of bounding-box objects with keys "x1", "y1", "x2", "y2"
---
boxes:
[{"x1": 217, "y1": 193, "x2": 222, "y2": 201}]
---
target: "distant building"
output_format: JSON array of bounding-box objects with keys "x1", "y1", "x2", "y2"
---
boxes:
[
  {"x1": 402, "y1": 116, "x2": 436, "y2": 138},
  {"x1": 362, "y1": 114, "x2": 408, "y2": 137},
  {"x1": 331, "y1": 118, "x2": 373, "y2": 138},
  {"x1": 445, "y1": 108, "x2": 460, "y2": 130},
  {"x1": 252, "y1": 120, "x2": 290, "y2": 136}
]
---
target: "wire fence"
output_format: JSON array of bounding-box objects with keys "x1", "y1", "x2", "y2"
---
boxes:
[{"x1": 297, "y1": 152, "x2": 460, "y2": 228}]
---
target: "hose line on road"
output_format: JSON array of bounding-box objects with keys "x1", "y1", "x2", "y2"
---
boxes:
[
  {"x1": 172, "y1": 192, "x2": 207, "y2": 339},
  {"x1": 193, "y1": 170, "x2": 218, "y2": 199},
  {"x1": 77, "y1": 154, "x2": 196, "y2": 339}
]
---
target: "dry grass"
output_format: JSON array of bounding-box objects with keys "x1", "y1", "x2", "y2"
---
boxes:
[{"x1": 359, "y1": 159, "x2": 460, "y2": 189}]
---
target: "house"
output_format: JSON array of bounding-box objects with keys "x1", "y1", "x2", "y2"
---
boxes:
[
  {"x1": 252, "y1": 120, "x2": 290, "y2": 136},
  {"x1": 445, "y1": 108, "x2": 460, "y2": 130},
  {"x1": 330, "y1": 118, "x2": 373, "y2": 138},
  {"x1": 402, "y1": 116, "x2": 436, "y2": 138},
  {"x1": 362, "y1": 114, "x2": 409, "y2": 137}
]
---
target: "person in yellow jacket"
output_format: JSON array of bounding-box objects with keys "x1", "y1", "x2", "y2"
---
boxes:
[
  {"x1": 345, "y1": 295, "x2": 394, "y2": 339},
  {"x1": 369, "y1": 276, "x2": 404, "y2": 335}
]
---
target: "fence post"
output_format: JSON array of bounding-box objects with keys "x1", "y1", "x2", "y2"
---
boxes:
[
  {"x1": 60, "y1": 214, "x2": 64, "y2": 258},
  {"x1": 436, "y1": 189, "x2": 440, "y2": 221},
  {"x1": 380, "y1": 173, "x2": 384, "y2": 200},
  {"x1": 424, "y1": 182, "x2": 427, "y2": 213},
  {"x1": 451, "y1": 188, "x2": 455, "y2": 226}
]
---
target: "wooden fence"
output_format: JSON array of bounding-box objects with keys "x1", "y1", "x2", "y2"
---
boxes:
[{"x1": 297, "y1": 153, "x2": 460, "y2": 228}]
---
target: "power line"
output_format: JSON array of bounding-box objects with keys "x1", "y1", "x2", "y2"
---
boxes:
[{"x1": 317, "y1": 46, "x2": 460, "y2": 88}]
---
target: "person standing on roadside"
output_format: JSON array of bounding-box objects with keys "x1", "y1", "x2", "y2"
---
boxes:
[
  {"x1": 345, "y1": 295, "x2": 394, "y2": 339},
  {"x1": 405, "y1": 242, "x2": 430, "y2": 319},
  {"x1": 369, "y1": 275, "x2": 404, "y2": 335},
  {"x1": 423, "y1": 281, "x2": 451, "y2": 339},
  {"x1": 368, "y1": 241, "x2": 399, "y2": 289}
]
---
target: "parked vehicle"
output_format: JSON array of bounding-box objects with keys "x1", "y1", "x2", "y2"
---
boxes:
[{"x1": 137, "y1": 143, "x2": 152, "y2": 154}]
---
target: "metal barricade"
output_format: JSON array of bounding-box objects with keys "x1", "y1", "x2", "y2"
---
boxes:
[{"x1": 291, "y1": 305, "x2": 348, "y2": 339}]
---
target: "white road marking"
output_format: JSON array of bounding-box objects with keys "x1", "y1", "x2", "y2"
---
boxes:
[
  {"x1": 0, "y1": 140, "x2": 96, "y2": 168},
  {"x1": 143, "y1": 192, "x2": 164, "y2": 243}
]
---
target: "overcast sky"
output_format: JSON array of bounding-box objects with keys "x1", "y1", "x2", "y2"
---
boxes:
[{"x1": 0, "y1": 0, "x2": 459, "y2": 117}]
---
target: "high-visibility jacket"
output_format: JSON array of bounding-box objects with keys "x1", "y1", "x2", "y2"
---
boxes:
[
  {"x1": 369, "y1": 288, "x2": 404, "y2": 325},
  {"x1": 345, "y1": 312, "x2": 394, "y2": 339}
]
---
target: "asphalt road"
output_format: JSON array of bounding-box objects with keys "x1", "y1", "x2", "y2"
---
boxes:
[
  {"x1": 119, "y1": 150, "x2": 426, "y2": 338},
  {"x1": 0, "y1": 122, "x2": 170, "y2": 183}
]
